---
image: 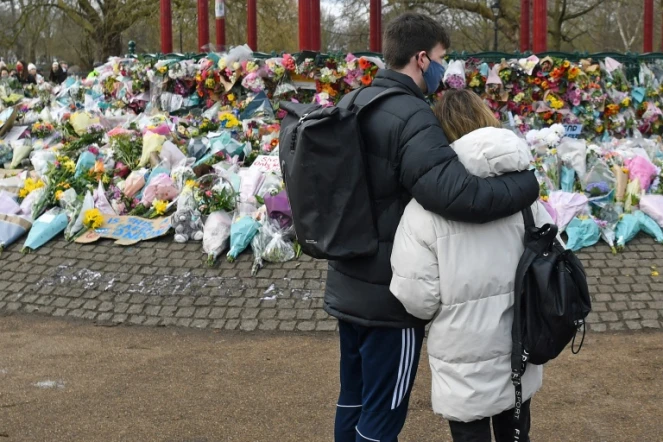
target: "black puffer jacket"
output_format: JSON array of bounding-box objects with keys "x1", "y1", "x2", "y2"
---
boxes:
[{"x1": 323, "y1": 69, "x2": 540, "y2": 328}]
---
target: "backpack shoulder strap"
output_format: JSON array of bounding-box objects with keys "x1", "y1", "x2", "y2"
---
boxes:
[
  {"x1": 339, "y1": 87, "x2": 410, "y2": 113},
  {"x1": 522, "y1": 205, "x2": 535, "y2": 228},
  {"x1": 360, "y1": 87, "x2": 410, "y2": 113},
  {"x1": 338, "y1": 87, "x2": 365, "y2": 110}
]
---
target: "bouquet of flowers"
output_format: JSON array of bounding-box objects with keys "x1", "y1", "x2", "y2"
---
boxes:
[
  {"x1": 203, "y1": 210, "x2": 233, "y2": 266},
  {"x1": 250, "y1": 219, "x2": 296, "y2": 275},
  {"x1": 227, "y1": 213, "x2": 260, "y2": 263},
  {"x1": 31, "y1": 121, "x2": 55, "y2": 139},
  {"x1": 108, "y1": 128, "x2": 142, "y2": 169},
  {"x1": 195, "y1": 174, "x2": 236, "y2": 216},
  {"x1": 443, "y1": 60, "x2": 466, "y2": 90}
]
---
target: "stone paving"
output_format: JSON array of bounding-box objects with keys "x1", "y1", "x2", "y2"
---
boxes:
[{"x1": 1, "y1": 234, "x2": 663, "y2": 333}]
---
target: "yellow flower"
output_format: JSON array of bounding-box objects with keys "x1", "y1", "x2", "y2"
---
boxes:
[
  {"x1": 64, "y1": 160, "x2": 76, "y2": 173},
  {"x1": 541, "y1": 195, "x2": 549, "y2": 202},
  {"x1": 18, "y1": 188, "x2": 28, "y2": 198},
  {"x1": 563, "y1": 60, "x2": 571, "y2": 68},
  {"x1": 83, "y1": 208, "x2": 104, "y2": 229},
  {"x1": 227, "y1": 93, "x2": 235, "y2": 102},
  {"x1": 513, "y1": 92, "x2": 525, "y2": 103},
  {"x1": 218, "y1": 58, "x2": 227, "y2": 70},
  {"x1": 205, "y1": 78, "x2": 215, "y2": 89},
  {"x1": 220, "y1": 113, "x2": 240, "y2": 128},
  {"x1": 469, "y1": 76, "x2": 480, "y2": 88},
  {"x1": 153, "y1": 200, "x2": 168, "y2": 216},
  {"x1": 597, "y1": 125, "x2": 604, "y2": 133},
  {"x1": 622, "y1": 97, "x2": 631, "y2": 107},
  {"x1": 550, "y1": 149, "x2": 558, "y2": 155},
  {"x1": 622, "y1": 167, "x2": 630, "y2": 174},
  {"x1": 102, "y1": 175, "x2": 110, "y2": 184},
  {"x1": 185, "y1": 179, "x2": 197, "y2": 188},
  {"x1": 55, "y1": 190, "x2": 64, "y2": 201},
  {"x1": 246, "y1": 61, "x2": 258, "y2": 73}
]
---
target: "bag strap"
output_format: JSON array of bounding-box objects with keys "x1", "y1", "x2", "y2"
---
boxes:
[
  {"x1": 360, "y1": 87, "x2": 410, "y2": 114},
  {"x1": 340, "y1": 86, "x2": 410, "y2": 114},
  {"x1": 522, "y1": 206, "x2": 535, "y2": 228},
  {"x1": 511, "y1": 206, "x2": 560, "y2": 441},
  {"x1": 511, "y1": 245, "x2": 537, "y2": 442}
]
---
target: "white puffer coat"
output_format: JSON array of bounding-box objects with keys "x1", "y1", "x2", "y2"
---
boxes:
[{"x1": 390, "y1": 127, "x2": 552, "y2": 423}]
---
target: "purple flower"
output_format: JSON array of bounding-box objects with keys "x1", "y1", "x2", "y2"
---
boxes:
[{"x1": 586, "y1": 181, "x2": 611, "y2": 196}]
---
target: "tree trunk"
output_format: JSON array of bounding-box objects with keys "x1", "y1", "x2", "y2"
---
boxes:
[
  {"x1": 549, "y1": 13, "x2": 563, "y2": 50},
  {"x1": 99, "y1": 32, "x2": 124, "y2": 62}
]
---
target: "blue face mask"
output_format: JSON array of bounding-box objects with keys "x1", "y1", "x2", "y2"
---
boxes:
[{"x1": 422, "y1": 55, "x2": 445, "y2": 94}]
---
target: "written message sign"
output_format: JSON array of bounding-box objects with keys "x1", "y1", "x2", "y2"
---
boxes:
[{"x1": 76, "y1": 215, "x2": 171, "y2": 245}]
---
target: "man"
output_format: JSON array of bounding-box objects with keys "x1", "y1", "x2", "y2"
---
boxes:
[{"x1": 324, "y1": 12, "x2": 540, "y2": 442}]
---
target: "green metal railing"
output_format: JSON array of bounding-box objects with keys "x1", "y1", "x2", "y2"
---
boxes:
[{"x1": 125, "y1": 41, "x2": 663, "y2": 79}]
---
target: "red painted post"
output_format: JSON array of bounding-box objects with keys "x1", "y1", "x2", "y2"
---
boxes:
[
  {"x1": 309, "y1": 0, "x2": 321, "y2": 51},
  {"x1": 247, "y1": 0, "x2": 258, "y2": 50},
  {"x1": 298, "y1": 0, "x2": 311, "y2": 50},
  {"x1": 520, "y1": 0, "x2": 530, "y2": 52},
  {"x1": 369, "y1": 0, "x2": 382, "y2": 52},
  {"x1": 644, "y1": 0, "x2": 654, "y2": 52},
  {"x1": 160, "y1": 0, "x2": 173, "y2": 53},
  {"x1": 215, "y1": 0, "x2": 226, "y2": 51},
  {"x1": 197, "y1": 0, "x2": 209, "y2": 52},
  {"x1": 532, "y1": 0, "x2": 547, "y2": 53}
]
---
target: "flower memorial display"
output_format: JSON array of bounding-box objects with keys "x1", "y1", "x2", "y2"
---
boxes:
[{"x1": 5, "y1": 46, "x2": 663, "y2": 267}]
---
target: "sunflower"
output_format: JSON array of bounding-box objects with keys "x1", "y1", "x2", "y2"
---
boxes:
[
  {"x1": 83, "y1": 208, "x2": 104, "y2": 229},
  {"x1": 153, "y1": 200, "x2": 168, "y2": 216}
]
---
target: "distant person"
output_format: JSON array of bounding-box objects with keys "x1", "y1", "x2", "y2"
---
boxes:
[
  {"x1": 27, "y1": 63, "x2": 42, "y2": 84},
  {"x1": 1, "y1": 68, "x2": 9, "y2": 80},
  {"x1": 14, "y1": 61, "x2": 30, "y2": 84},
  {"x1": 49, "y1": 62, "x2": 67, "y2": 84}
]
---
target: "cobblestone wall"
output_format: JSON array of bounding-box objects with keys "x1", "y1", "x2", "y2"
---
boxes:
[{"x1": 1, "y1": 234, "x2": 662, "y2": 333}]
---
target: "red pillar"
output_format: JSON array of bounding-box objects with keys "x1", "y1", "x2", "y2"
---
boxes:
[
  {"x1": 197, "y1": 0, "x2": 209, "y2": 52},
  {"x1": 309, "y1": 0, "x2": 321, "y2": 51},
  {"x1": 520, "y1": 0, "x2": 530, "y2": 52},
  {"x1": 298, "y1": 0, "x2": 310, "y2": 50},
  {"x1": 247, "y1": 0, "x2": 258, "y2": 50},
  {"x1": 215, "y1": 0, "x2": 226, "y2": 51},
  {"x1": 644, "y1": 0, "x2": 654, "y2": 52},
  {"x1": 160, "y1": 0, "x2": 173, "y2": 53},
  {"x1": 369, "y1": 0, "x2": 382, "y2": 52},
  {"x1": 532, "y1": 0, "x2": 547, "y2": 53}
]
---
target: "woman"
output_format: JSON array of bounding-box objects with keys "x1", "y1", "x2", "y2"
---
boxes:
[
  {"x1": 14, "y1": 61, "x2": 30, "y2": 84},
  {"x1": 49, "y1": 62, "x2": 67, "y2": 84},
  {"x1": 27, "y1": 63, "x2": 42, "y2": 84},
  {"x1": 390, "y1": 89, "x2": 552, "y2": 442}
]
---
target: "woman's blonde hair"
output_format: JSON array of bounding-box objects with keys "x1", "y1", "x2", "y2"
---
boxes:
[{"x1": 434, "y1": 89, "x2": 501, "y2": 143}]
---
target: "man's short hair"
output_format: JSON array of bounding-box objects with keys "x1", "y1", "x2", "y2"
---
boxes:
[{"x1": 383, "y1": 12, "x2": 451, "y2": 69}]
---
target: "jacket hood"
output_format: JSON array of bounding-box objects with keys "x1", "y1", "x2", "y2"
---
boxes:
[{"x1": 452, "y1": 127, "x2": 532, "y2": 178}]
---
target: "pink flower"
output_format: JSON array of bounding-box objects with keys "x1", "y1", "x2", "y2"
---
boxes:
[
  {"x1": 114, "y1": 162, "x2": 130, "y2": 178},
  {"x1": 88, "y1": 146, "x2": 99, "y2": 156},
  {"x1": 345, "y1": 53, "x2": 356, "y2": 63},
  {"x1": 108, "y1": 127, "x2": 131, "y2": 137}
]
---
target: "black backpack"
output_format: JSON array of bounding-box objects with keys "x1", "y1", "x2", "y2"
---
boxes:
[
  {"x1": 510, "y1": 206, "x2": 591, "y2": 439},
  {"x1": 278, "y1": 87, "x2": 405, "y2": 260}
]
